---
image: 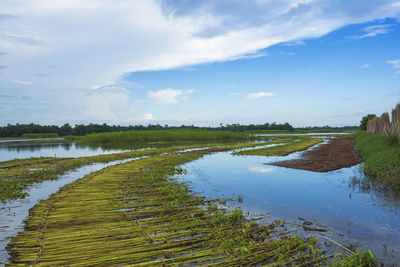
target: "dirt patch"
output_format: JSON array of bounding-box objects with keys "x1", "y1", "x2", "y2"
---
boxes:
[{"x1": 269, "y1": 138, "x2": 362, "y2": 172}]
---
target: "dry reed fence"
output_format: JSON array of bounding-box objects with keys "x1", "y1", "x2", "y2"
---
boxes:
[{"x1": 367, "y1": 104, "x2": 400, "y2": 138}]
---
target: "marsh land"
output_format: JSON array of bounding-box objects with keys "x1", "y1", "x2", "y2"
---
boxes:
[{"x1": 1, "y1": 129, "x2": 398, "y2": 266}]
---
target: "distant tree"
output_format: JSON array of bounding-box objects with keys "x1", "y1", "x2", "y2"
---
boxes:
[
  {"x1": 360, "y1": 114, "x2": 376, "y2": 131},
  {"x1": 57, "y1": 123, "x2": 72, "y2": 136}
]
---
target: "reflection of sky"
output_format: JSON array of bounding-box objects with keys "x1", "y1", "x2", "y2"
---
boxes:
[
  {"x1": 177, "y1": 151, "x2": 400, "y2": 261},
  {"x1": 0, "y1": 142, "x2": 129, "y2": 161}
]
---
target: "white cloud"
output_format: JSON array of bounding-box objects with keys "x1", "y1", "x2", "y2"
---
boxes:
[
  {"x1": 248, "y1": 166, "x2": 275, "y2": 173},
  {"x1": 143, "y1": 113, "x2": 154, "y2": 120},
  {"x1": 387, "y1": 59, "x2": 400, "y2": 69},
  {"x1": 247, "y1": 91, "x2": 274, "y2": 99},
  {"x1": 147, "y1": 88, "x2": 194, "y2": 104},
  {"x1": 387, "y1": 59, "x2": 400, "y2": 74},
  {"x1": 83, "y1": 86, "x2": 135, "y2": 123},
  {"x1": 12, "y1": 79, "x2": 33, "y2": 85},
  {"x1": 350, "y1": 24, "x2": 393, "y2": 39},
  {"x1": 360, "y1": 63, "x2": 370, "y2": 69}
]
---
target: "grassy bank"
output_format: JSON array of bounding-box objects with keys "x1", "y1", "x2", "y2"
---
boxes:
[
  {"x1": 70, "y1": 129, "x2": 251, "y2": 146},
  {"x1": 21, "y1": 133, "x2": 60, "y2": 139},
  {"x1": 352, "y1": 131, "x2": 400, "y2": 192},
  {"x1": 7, "y1": 148, "x2": 374, "y2": 266},
  {"x1": 234, "y1": 137, "x2": 323, "y2": 156}
]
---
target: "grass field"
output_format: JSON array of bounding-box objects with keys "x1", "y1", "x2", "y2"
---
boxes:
[
  {"x1": 70, "y1": 129, "x2": 252, "y2": 146},
  {"x1": 21, "y1": 133, "x2": 60, "y2": 138},
  {"x1": 351, "y1": 131, "x2": 400, "y2": 193}
]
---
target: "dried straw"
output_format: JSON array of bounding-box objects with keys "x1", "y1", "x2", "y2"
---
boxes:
[{"x1": 367, "y1": 104, "x2": 400, "y2": 137}]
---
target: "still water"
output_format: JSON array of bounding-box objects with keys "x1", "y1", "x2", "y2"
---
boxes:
[
  {"x1": 177, "y1": 150, "x2": 400, "y2": 264},
  {"x1": 0, "y1": 142, "x2": 129, "y2": 162}
]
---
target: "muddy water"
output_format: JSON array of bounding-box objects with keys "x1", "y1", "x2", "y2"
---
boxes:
[
  {"x1": 0, "y1": 142, "x2": 130, "y2": 162},
  {"x1": 177, "y1": 149, "x2": 400, "y2": 265},
  {"x1": 0, "y1": 158, "x2": 138, "y2": 264}
]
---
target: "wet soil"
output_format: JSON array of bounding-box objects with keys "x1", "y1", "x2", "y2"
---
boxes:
[{"x1": 270, "y1": 138, "x2": 363, "y2": 172}]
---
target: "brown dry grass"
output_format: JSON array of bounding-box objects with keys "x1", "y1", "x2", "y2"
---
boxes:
[{"x1": 367, "y1": 104, "x2": 400, "y2": 138}]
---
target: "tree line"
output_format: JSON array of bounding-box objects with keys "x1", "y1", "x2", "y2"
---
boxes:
[{"x1": 0, "y1": 122, "x2": 295, "y2": 137}]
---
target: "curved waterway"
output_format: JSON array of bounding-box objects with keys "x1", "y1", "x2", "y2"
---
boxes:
[
  {"x1": 0, "y1": 158, "x2": 139, "y2": 264},
  {"x1": 177, "y1": 149, "x2": 400, "y2": 265}
]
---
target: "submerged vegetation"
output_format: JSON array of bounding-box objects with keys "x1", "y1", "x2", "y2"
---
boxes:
[
  {"x1": 0, "y1": 143, "x2": 218, "y2": 202},
  {"x1": 234, "y1": 137, "x2": 323, "y2": 156},
  {"x1": 7, "y1": 148, "x2": 373, "y2": 266},
  {"x1": 352, "y1": 131, "x2": 400, "y2": 193},
  {"x1": 0, "y1": 141, "x2": 277, "y2": 202}
]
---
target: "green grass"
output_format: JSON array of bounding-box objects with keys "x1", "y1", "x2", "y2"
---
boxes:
[
  {"x1": 70, "y1": 129, "x2": 252, "y2": 146},
  {"x1": 7, "y1": 148, "x2": 372, "y2": 266},
  {"x1": 351, "y1": 131, "x2": 400, "y2": 192},
  {"x1": 233, "y1": 137, "x2": 323, "y2": 156},
  {"x1": 21, "y1": 133, "x2": 60, "y2": 138}
]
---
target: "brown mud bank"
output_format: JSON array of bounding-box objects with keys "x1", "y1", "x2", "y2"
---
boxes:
[{"x1": 270, "y1": 138, "x2": 363, "y2": 172}]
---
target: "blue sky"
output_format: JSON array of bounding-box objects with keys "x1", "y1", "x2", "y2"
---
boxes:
[{"x1": 0, "y1": 1, "x2": 399, "y2": 127}]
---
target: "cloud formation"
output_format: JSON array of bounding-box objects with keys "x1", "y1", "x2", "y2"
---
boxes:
[
  {"x1": 0, "y1": 0, "x2": 399, "y2": 123},
  {"x1": 247, "y1": 91, "x2": 275, "y2": 99},
  {"x1": 387, "y1": 59, "x2": 400, "y2": 74},
  {"x1": 12, "y1": 80, "x2": 33, "y2": 85},
  {"x1": 351, "y1": 24, "x2": 393, "y2": 39},
  {"x1": 147, "y1": 88, "x2": 194, "y2": 104},
  {"x1": 360, "y1": 63, "x2": 370, "y2": 69}
]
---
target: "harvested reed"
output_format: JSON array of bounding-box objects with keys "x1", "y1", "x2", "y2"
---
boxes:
[{"x1": 367, "y1": 104, "x2": 400, "y2": 140}]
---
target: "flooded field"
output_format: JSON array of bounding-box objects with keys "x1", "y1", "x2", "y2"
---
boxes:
[
  {"x1": 0, "y1": 135, "x2": 398, "y2": 265},
  {"x1": 176, "y1": 148, "x2": 400, "y2": 264}
]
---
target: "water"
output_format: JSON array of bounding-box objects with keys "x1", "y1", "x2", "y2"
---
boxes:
[
  {"x1": 0, "y1": 158, "x2": 138, "y2": 264},
  {"x1": 0, "y1": 142, "x2": 129, "y2": 162},
  {"x1": 177, "y1": 150, "x2": 400, "y2": 264}
]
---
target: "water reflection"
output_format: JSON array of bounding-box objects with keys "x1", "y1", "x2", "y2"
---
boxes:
[
  {"x1": 0, "y1": 142, "x2": 129, "y2": 162},
  {"x1": 177, "y1": 151, "x2": 400, "y2": 265}
]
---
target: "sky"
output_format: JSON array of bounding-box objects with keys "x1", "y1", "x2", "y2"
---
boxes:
[{"x1": 0, "y1": 0, "x2": 399, "y2": 127}]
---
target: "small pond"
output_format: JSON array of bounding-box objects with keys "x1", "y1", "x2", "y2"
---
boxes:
[{"x1": 177, "y1": 149, "x2": 400, "y2": 265}]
